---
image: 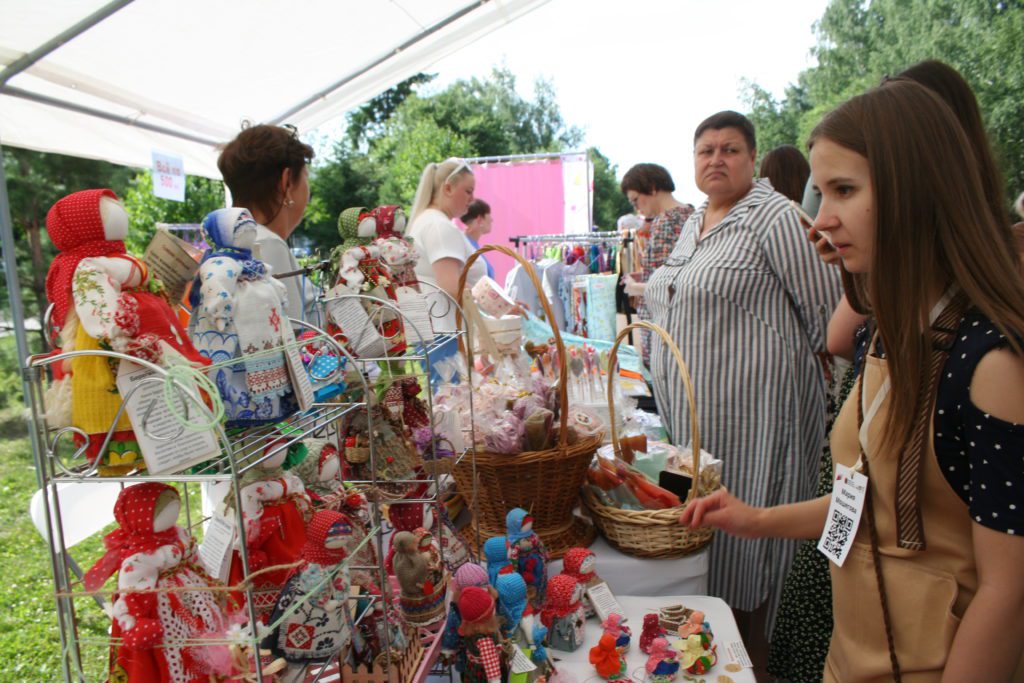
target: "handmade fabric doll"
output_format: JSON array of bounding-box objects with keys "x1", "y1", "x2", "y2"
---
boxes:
[
  {"x1": 385, "y1": 496, "x2": 426, "y2": 573},
  {"x1": 674, "y1": 634, "x2": 717, "y2": 675},
  {"x1": 602, "y1": 613, "x2": 632, "y2": 655},
  {"x1": 496, "y1": 571, "x2": 529, "y2": 640},
  {"x1": 45, "y1": 189, "x2": 208, "y2": 474},
  {"x1": 327, "y1": 207, "x2": 405, "y2": 355},
  {"x1": 676, "y1": 610, "x2": 713, "y2": 646},
  {"x1": 391, "y1": 530, "x2": 447, "y2": 625},
  {"x1": 262, "y1": 510, "x2": 355, "y2": 679},
  {"x1": 189, "y1": 208, "x2": 296, "y2": 427},
  {"x1": 458, "y1": 586, "x2": 505, "y2": 683},
  {"x1": 483, "y1": 536, "x2": 513, "y2": 586},
  {"x1": 225, "y1": 440, "x2": 311, "y2": 616},
  {"x1": 644, "y1": 637, "x2": 680, "y2": 683},
  {"x1": 506, "y1": 508, "x2": 548, "y2": 605},
  {"x1": 441, "y1": 563, "x2": 492, "y2": 673},
  {"x1": 589, "y1": 633, "x2": 628, "y2": 680},
  {"x1": 291, "y1": 438, "x2": 342, "y2": 507},
  {"x1": 540, "y1": 574, "x2": 586, "y2": 653},
  {"x1": 414, "y1": 527, "x2": 446, "y2": 595},
  {"x1": 561, "y1": 547, "x2": 601, "y2": 617},
  {"x1": 83, "y1": 483, "x2": 231, "y2": 682},
  {"x1": 343, "y1": 406, "x2": 417, "y2": 481},
  {"x1": 639, "y1": 613, "x2": 667, "y2": 655},
  {"x1": 370, "y1": 204, "x2": 418, "y2": 288}
]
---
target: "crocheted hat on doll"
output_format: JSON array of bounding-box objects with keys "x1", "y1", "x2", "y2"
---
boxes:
[
  {"x1": 562, "y1": 547, "x2": 599, "y2": 584},
  {"x1": 506, "y1": 508, "x2": 535, "y2": 544},
  {"x1": 458, "y1": 585, "x2": 496, "y2": 626},
  {"x1": 483, "y1": 536, "x2": 511, "y2": 584},
  {"x1": 540, "y1": 574, "x2": 580, "y2": 628},
  {"x1": 495, "y1": 572, "x2": 528, "y2": 633},
  {"x1": 453, "y1": 562, "x2": 489, "y2": 592}
]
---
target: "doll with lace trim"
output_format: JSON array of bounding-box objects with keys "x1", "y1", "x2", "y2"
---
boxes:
[
  {"x1": 262, "y1": 510, "x2": 355, "y2": 680},
  {"x1": 44, "y1": 189, "x2": 208, "y2": 475},
  {"x1": 225, "y1": 439, "x2": 311, "y2": 617},
  {"x1": 326, "y1": 206, "x2": 406, "y2": 355},
  {"x1": 188, "y1": 208, "x2": 296, "y2": 428},
  {"x1": 84, "y1": 483, "x2": 231, "y2": 682}
]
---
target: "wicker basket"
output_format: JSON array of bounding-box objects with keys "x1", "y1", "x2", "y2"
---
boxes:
[
  {"x1": 451, "y1": 244, "x2": 598, "y2": 559},
  {"x1": 580, "y1": 321, "x2": 716, "y2": 559}
]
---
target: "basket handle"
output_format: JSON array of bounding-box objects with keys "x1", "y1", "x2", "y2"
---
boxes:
[
  {"x1": 456, "y1": 244, "x2": 569, "y2": 449},
  {"x1": 606, "y1": 321, "x2": 701, "y2": 503}
]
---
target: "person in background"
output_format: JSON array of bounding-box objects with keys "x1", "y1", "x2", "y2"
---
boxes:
[
  {"x1": 644, "y1": 111, "x2": 842, "y2": 673},
  {"x1": 618, "y1": 163, "x2": 694, "y2": 365},
  {"x1": 758, "y1": 144, "x2": 811, "y2": 203},
  {"x1": 683, "y1": 80, "x2": 1024, "y2": 683},
  {"x1": 460, "y1": 199, "x2": 495, "y2": 279},
  {"x1": 217, "y1": 124, "x2": 318, "y2": 326}
]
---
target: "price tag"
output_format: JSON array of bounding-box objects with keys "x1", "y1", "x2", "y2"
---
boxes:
[
  {"x1": 116, "y1": 361, "x2": 219, "y2": 475},
  {"x1": 151, "y1": 150, "x2": 185, "y2": 202},
  {"x1": 726, "y1": 640, "x2": 753, "y2": 668},
  {"x1": 279, "y1": 320, "x2": 315, "y2": 412},
  {"x1": 508, "y1": 643, "x2": 537, "y2": 674},
  {"x1": 198, "y1": 512, "x2": 236, "y2": 582},
  {"x1": 817, "y1": 463, "x2": 868, "y2": 567},
  {"x1": 326, "y1": 295, "x2": 387, "y2": 357},
  {"x1": 586, "y1": 581, "x2": 625, "y2": 624}
]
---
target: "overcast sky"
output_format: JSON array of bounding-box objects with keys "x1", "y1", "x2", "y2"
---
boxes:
[{"x1": 423, "y1": 0, "x2": 830, "y2": 206}]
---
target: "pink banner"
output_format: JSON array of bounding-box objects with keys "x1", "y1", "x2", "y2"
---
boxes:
[{"x1": 458, "y1": 159, "x2": 565, "y2": 286}]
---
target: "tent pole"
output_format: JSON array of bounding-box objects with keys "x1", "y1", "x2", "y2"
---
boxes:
[
  {"x1": 0, "y1": 0, "x2": 136, "y2": 86},
  {"x1": 0, "y1": 145, "x2": 36, "y2": 433}
]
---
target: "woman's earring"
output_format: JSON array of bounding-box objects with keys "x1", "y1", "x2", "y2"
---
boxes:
[{"x1": 286, "y1": 198, "x2": 295, "y2": 207}]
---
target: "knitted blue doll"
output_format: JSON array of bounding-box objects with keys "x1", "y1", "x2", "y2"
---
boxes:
[
  {"x1": 483, "y1": 535, "x2": 512, "y2": 586},
  {"x1": 506, "y1": 508, "x2": 549, "y2": 606},
  {"x1": 495, "y1": 572, "x2": 528, "y2": 639}
]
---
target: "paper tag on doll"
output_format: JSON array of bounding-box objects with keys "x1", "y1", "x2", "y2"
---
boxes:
[
  {"x1": 817, "y1": 463, "x2": 867, "y2": 567},
  {"x1": 508, "y1": 644, "x2": 538, "y2": 674},
  {"x1": 395, "y1": 285, "x2": 434, "y2": 343},
  {"x1": 116, "y1": 361, "x2": 219, "y2": 475},
  {"x1": 199, "y1": 512, "x2": 235, "y2": 582},
  {"x1": 144, "y1": 228, "x2": 202, "y2": 303},
  {"x1": 327, "y1": 294, "x2": 387, "y2": 358},
  {"x1": 279, "y1": 320, "x2": 315, "y2": 412},
  {"x1": 587, "y1": 581, "x2": 626, "y2": 624}
]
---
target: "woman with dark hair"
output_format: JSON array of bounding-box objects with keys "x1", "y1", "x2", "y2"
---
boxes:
[
  {"x1": 618, "y1": 163, "x2": 693, "y2": 364},
  {"x1": 759, "y1": 145, "x2": 811, "y2": 204},
  {"x1": 460, "y1": 199, "x2": 495, "y2": 279},
  {"x1": 644, "y1": 110, "x2": 841, "y2": 658},
  {"x1": 217, "y1": 124, "x2": 317, "y2": 324},
  {"x1": 683, "y1": 81, "x2": 1024, "y2": 682}
]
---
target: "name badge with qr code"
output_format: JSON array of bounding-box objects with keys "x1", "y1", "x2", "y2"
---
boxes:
[{"x1": 817, "y1": 463, "x2": 868, "y2": 567}]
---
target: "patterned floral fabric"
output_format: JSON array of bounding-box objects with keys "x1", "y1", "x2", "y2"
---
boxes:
[{"x1": 638, "y1": 204, "x2": 693, "y2": 364}]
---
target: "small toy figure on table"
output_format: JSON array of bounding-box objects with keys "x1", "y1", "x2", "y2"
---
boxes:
[
  {"x1": 540, "y1": 574, "x2": 586, "y2": 653},
  {"x1": 644, "y1": 637, "x2": 680, "y2": 683},
  {"x1": 262, "y1": 510, "x2": 355, "y2": 680},
  {"x1": 483, "y1": 535, "x2": 514, "y2": 586},
  {"x1": 601, "y1": 612, "x2": 631, "y2": 654},
  {"x1": 458, "y1": 586, "x2": 506, "y2": 683},
  {"x1": 674, "y1": 633, "x2": 717, "y2": 676},
  {"x1": 677, "y1": 609, "x2": 713, "y2": 646},
  {"x1": 506, "y1": 508, "x2": 549, "y2": 606},
  {"x1": 639, "y1": 613, "x2": 667, "y2": 655},
  {"x1": 560, "y1": 547, "x2": 601, "y2": 617},
  {"x1": 441, "y1": 563, "x2": 492, "y2": 674},
  {"x1": 83, "y1": 483, "x2": 231, "y2": 682},
  {"x1": 392, "y1": 530, "x2": 447, "y2": 625},
  {"x1": 589, "y1": 633, "x2": 628, "y2": 681}
]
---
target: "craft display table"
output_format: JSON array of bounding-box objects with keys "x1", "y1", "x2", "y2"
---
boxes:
[{"x1": 549, "y1": 536, "x2": 710, "y2": 596}]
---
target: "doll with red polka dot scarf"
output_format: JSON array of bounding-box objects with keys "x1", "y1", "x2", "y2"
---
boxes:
[
  {"x1": 560, "y1": 547, "x2": 601, "y2": 617},
  {"x1": 83, "y1": 483, "x2": 232, "y2": 682},
  {"x1": 44, "y1": 189, "x2": 208, "y2": 475}
]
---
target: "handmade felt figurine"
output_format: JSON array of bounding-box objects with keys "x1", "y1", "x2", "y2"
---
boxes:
[
  {"x1": 674, "y1": 634, "x2": 717, "y2": 675},
  {"x1": 441, "y1": 563, "x2": 491, "y2": 674},
  {"x1": 392, "y1": 530, "x2": 447, "y2": 625},
  {"x1": 189, "y1": 208, "x2": 296, "y2": 427},
  {"x1": 639, "y1": 613, "x2": 667, "y2": 654},
  {"x1": 601, "y1": 613, "x2": 632, "y2": 655},
  {"x1": 483, "y1": 535, "x2": 513, "y2": 586},
  {"x1": 540, "y1": 574, "x2": 586, "y2": 653},
  {"x1": 644, "y1": 637, "x2": 680, "y2": 682},
  {"x1": 262, "y1": 510, "x2": 355, "y2": 678},
  {"x1": 506, "y1": 508, "x2": 549, "y2": 606},
  {"x1": 589, "y1": 633, "x2": 628, "y2": 680},
  {"x1": 225, "y1": 439, "x2": 311, "y2": 616},
  {"x1": 561, "y1": 547, "x2": 601, "y2": 617},
  {"x1": 83, "y1": 483, "x2": 231, "y2": 681},
  {"x1": 458, "y1": 586, "x2": 505, "y2": 683},
  {"x1": 44, "y1": 189, "x2": 208, "y2": 474}
]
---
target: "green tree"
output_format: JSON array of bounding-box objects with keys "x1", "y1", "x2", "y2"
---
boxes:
[
  {"x1": 121, "y1": 171, "x2": 225, "y2": 253},
  {"x1": 590, "y1": 147, "x2": 633, "y2": 230}
]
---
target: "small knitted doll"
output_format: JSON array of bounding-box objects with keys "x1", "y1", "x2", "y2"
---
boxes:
[
  {"x1": 540, "y1": 574, "x2": 586, "y2": 653},
  {"x1": 589, "y1": 633, "x2": 628, "y2": 680},
  {"x1": 458, "y1": 586, "x2": 505, "y2": 683},
  {"x1": 506, "y1": 508, "x2": 548, "y2": 606},
  {"x1": 639, "y1": 613, "x2": 667, "y2": 654},
  {"x1": 441, "y1": 563, "x2": 491, "y2": 673},
  {"x1": 495, "y1": 571, "x2": 529, "y2": 639},
  {"x1": 644, "y1": 637, "x2": 680, "y2": 683},
  {"x1": 674, "y1": 633, "x2": 717, "y2": 675},
  {"x1": 601, "y1": 612, "x2": 632, "y2": 655},
  {"x1": 483, "y1": 535, "x2": 513, "y2": 586},
  {"x1": 677, "y1": 610, "x2": 713, "y2": 646}
]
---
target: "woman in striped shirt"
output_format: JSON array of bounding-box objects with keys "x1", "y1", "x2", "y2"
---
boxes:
[{"x1": 644, "y1": 111, "x2": 842, "y2": 654}]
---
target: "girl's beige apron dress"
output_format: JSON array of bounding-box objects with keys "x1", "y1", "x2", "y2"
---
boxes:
[{"x1": 825, "y1": 352, "x2": 1024, "y2": 682}]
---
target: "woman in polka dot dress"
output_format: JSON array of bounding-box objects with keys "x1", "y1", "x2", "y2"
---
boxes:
[{"x1": 682, "y1": 81, "x2": 1024, "y2": 681}]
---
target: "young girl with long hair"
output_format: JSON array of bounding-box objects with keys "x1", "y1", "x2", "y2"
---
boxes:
[{"x1": 682, "y1": 80, "x2": 1024, "y2": 681}]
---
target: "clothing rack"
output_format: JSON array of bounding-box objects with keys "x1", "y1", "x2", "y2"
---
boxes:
[{"x1": 508, "y1": 232, "x2": 632, "y2": 247}]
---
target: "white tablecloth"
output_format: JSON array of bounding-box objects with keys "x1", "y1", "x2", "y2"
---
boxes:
[
  {"x1": 549, "y1": 536, "x2": 709, "y2": 596},
  {"x1": 549, "y1": 594, "x2": 755, "y2": 682}
]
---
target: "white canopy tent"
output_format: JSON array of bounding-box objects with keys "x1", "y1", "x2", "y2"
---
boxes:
[{"x1": 0, "y1": 0, "x2": 551, "y2": 394}]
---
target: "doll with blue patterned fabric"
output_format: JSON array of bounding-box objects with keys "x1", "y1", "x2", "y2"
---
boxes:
[
  {"x1": 189, "y1": 208, "x2": 296, "y2": 427},
  {"x1": 506, "y1": 508, "x2": 548, "y2": 606}
]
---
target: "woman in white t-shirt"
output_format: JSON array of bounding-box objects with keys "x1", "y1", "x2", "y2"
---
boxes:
[{"x1": 408, "y1": 158, "x2": 486, "y2": 336}]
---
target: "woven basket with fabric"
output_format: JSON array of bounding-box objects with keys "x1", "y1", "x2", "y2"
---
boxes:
[
  {"x1": 580, "y1": 321, "x2": 716, "y2": 559},
  {"x1": 451, "y1": 245, "x2": 598, "y2": 559}
]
